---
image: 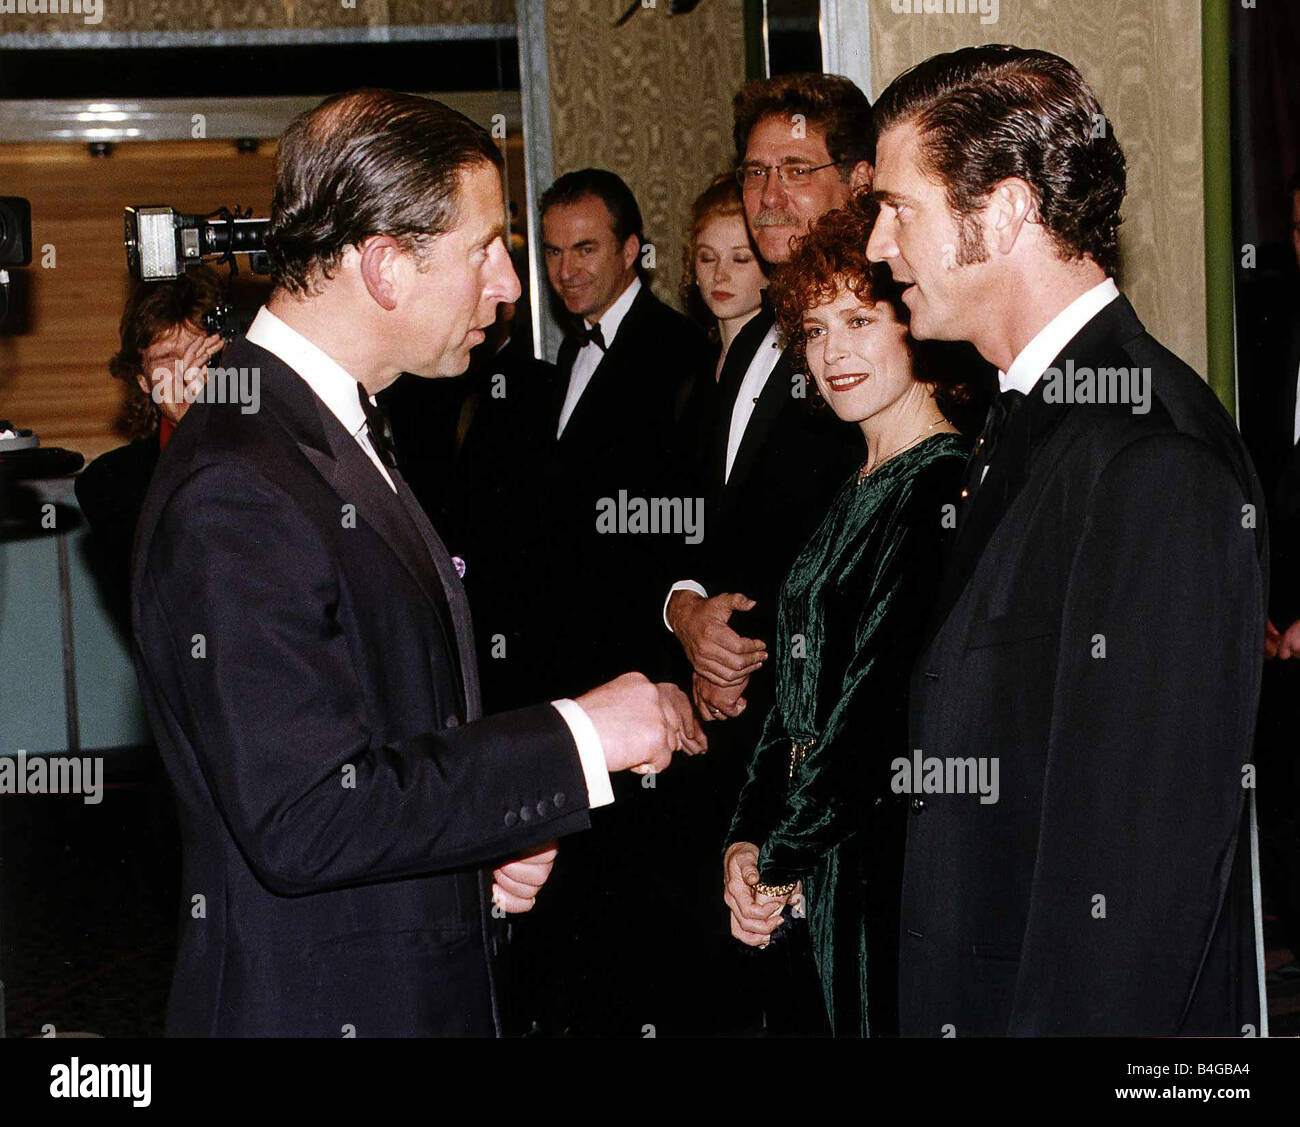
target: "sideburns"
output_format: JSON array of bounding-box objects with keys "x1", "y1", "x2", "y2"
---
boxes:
[{"x1": 956, "y1": 211, "x2": 989, "y2": 266}]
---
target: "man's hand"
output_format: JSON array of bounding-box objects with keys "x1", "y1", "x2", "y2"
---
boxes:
[
  {"x1": 147, "y1": 330, "x2": 224, "y2": 424},
  {"x1": 1275, "y1": 618, "x2": 1300, "y2": 660},
  {"x1": 577, "y1": 672, "x2": 680, "y2": 774},
  {"x1": 179, "y1": 330, "x2": 224, "y2": 388},
  {"x1": 666, "y1": 590, "x2": 767, "y2": 687},
  {"x1": 658, "y1": 681, "x2": 707, "y2": 756},
  {"x1": 693, "y1": 671, "x2": 747, "y2": 720},
  {"x1": 722, "y1": 841, "x2": 789, "y2": 948},
  {"x1": 492, "y1": 841, "x2": 558, "y2": 913}
]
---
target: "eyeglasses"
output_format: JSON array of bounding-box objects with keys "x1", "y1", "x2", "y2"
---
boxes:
[{"x1": 735, "y1": 160, "x2": 842, "y2": 191}]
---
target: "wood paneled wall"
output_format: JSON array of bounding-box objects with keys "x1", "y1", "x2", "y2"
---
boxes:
[
  {"x1": 0, "y1": 140, "x2": 276, "y2": 460},
  {"x1": 870, "y1": 0, "x2": 1208, "y2": 376},
  {"x1": 0, "y1": 128, "x2": 528, "y2": 460}
]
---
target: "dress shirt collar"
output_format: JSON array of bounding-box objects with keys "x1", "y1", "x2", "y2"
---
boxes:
[
  {"x1": 999, "y1": 277, "x2": 1120, "y2": 395},
  {"x1": 582, "y1": 275, "x2": 642, "y2": 347},
  {"x1": 246, "y1": 306, "x2": 372, "y2": 439}
]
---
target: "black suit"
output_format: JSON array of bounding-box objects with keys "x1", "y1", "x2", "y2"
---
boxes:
[
  {"x1": 1238, "y1": 270, "x2": 1300, "y2": 956},
  {"x1": 901, "y1": 294, "x2": 1267, "y2": 1036},
  {"x1": 507, "y1": 283, "x2": 712, "y2": 1035},
  {"x1": 381, "y1": 346, "x2": 563, "y2": 714},
  {"x1": 1240, "y1": 273, "x2": 1300, "y2": 624},
  {"x1": 130, "y1": 338, "x2": 593, "y2": 1037},
  {"x1": 75, "y1": 434, "x2": 162, "y2": 638},
  {"x1": 529, "y1": 282, "x2": 708, "y2": 697},
  {"x1": 455, "y1": 351, "x2": 566, "y2": 713}
]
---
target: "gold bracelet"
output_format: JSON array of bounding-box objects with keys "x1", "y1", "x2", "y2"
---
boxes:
[{"x1": 753, "y1": 880, "x2": 797, "y2": 898}]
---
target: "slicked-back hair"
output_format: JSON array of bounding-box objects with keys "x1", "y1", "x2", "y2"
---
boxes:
[
  {"x1": 540, "y1": 168, "x2": 645, "y2": 279},
  {"x1": 540, "y1": 168, "x2": 644, "y2": 248},
  {"x1": 874, "y1": 45, "x2": 1126, "y2": 276},
  {"x1": 265, "y1": 88, "x2": 503, "y2": 296},
  {"x1": 732, "y1": 72, "x2": 876, "y2": 178}
]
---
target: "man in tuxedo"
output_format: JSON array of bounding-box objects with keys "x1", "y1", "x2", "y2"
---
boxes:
[
  {"x1": 669, "y1": 74, "x2": 873, "y2": 1033},
  {"x1": 864, "y1": 45, "x2": 1267, "y2": 1035},
  {"x1": 1239, "y1": 177, "x2": 1300, "y2": 969},
  {"x1": 527, "y1": 168, "x2": 708, "y2": 697},
  {"x1": 504, "y1": 169, "x2": 710, "y2": 1035},
  {"x1": 129, "y1": 89, "x2": 701, "y2": 1037}
]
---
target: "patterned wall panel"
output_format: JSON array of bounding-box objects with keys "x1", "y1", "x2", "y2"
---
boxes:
[
  {"x1": 0, "y1": 0, "x2": 510, "y2": 34},
  {"x1": 545, "y1": 0, "x2": 748, "y2": 309},
  {"x1": 870, "y1": 0, "x2": 1208, "y2": 376}
]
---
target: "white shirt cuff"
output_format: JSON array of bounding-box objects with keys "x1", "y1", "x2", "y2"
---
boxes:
[
  {"x1": 663, "y1": 580, "x2": 708, "y2": 632},
  {"x1": 551, "y1": 698, "x2": 614, "y2": 809}
]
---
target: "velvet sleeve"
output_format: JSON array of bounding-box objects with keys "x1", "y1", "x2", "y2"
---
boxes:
[
  {"x1": 725, "y1": 700, "x2": 793, "y2": 851},
  {"x1": 754, "y1": 458, "x2": 962, "y2": 885}
]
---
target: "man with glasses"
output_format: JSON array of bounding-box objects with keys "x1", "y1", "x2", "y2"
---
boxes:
[{"x1": 662, "y1": 73, "x2": 873, "y2": 1035}]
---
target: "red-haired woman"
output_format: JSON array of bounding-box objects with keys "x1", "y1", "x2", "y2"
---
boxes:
[
  {"x1": 722, "y1": 198, "x2": 971, "y2": 1036},
  {"x1": 681, "y1": 172, "x2": 769, "y2": 379}
]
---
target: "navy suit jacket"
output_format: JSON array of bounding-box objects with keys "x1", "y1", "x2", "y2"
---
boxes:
[
  {"x1": 131, "y1": 338, "x2": 592, "y2": 1036},
  {"x1": 901, "y1": 295, "x2": 1267, "y2": 1036}
]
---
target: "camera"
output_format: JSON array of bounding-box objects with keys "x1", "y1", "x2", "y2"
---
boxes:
[
  {"x1": 124, "y1": 205, "x2": 270, "y2": 282},
  {"x1": 0, "y1": 197, "x2": 32, "y2": 267},
  {"x1": 201, "y1": 302, "x2": 257, "y2": 343}
]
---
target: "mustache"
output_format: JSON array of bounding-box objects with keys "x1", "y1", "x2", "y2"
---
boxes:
[{"x1": 754, "y1": 209, "x2": 800, "y2": 228}]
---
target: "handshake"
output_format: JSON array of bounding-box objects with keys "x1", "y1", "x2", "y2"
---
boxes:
[
  {"x1": 578, "y1": 671, "x2": 707, "y2": 774},
  {"x1": 490, "y1": 672, "x2": 704, "y2": 914}
]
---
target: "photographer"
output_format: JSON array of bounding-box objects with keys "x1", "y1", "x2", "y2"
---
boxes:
[{"x1": 74, "y1": 267, "x2": 224, "y2": 633}]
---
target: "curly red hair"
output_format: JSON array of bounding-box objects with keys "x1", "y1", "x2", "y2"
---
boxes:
[{"x1": 769, "y1": 194, "x2": 972, "y2": 416}]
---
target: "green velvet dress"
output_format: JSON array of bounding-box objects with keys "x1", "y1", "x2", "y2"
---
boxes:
[{"x1": 727, "y1": 431, "x2": 968, "y2": 1036}]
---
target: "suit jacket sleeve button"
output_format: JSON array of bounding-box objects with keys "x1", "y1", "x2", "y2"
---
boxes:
[
  {"x1": 519, "y1": 806, "x2": 533, "y2": 823},
  {"x1": 504, "y1": 810, "x2": 518, "y2": 828},
  {"x1": 910, "y1": 798, "x2": 926, "y2": 814},
  {"x1": 554, "y1": 792, "x2": 567, "y2": 808},
  {"x1": 445, "y1": 715, "x2": 460, "y2": 728},
  {"x1": 536, "y1": 799, "x2": 550, "y2": 816}
]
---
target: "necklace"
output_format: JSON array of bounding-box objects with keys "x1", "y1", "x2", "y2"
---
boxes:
[{"x1": 857, "y1": 418, "x2": 947, "y2": 484}]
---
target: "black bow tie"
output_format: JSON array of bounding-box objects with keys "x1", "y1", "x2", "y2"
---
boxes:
[
  {"x1": 356, "y1": 382, "x2": 397, "y2": 469},
  {"x1": 576, "y1": 322, "x2": 606, "y2": 353},
  {"x1": 960, "y1": 387, "x2": 1026, "y2": 507},
  {"x1": 985, "y1": 387, "x2": 1027, "y2": 449}
]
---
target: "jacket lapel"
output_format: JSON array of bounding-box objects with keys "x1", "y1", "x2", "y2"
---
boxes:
[
  {"x1": 391, "y1": 471, "x2": 481, "y2": 721},
  {"x1": 927, "y1": 383, "x2": 1068, "y2": 642},
  {"x1": 725, "y1": 342, "x2": 792, "y2": 493},
  {"x1": 924, "y1": 299, "x2": 1135, "y2": 644},
  {"x1": 707, "y1": 308, "x2": 769, "y2": 486},
  {"x1": 251, "y1": 347, "x2": 468, "y2": 711},
  {"x1": 556, "y1": 284, "x2": 655, "y2": 444},
  {"x1": 552, "y1": 335, "x2": 580, "y2": 435}
]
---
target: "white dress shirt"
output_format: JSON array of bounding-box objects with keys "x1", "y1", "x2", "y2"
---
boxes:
[
  {"x1": 246, "y1": 306, "x2": 613, "y2": 808},
  {"x1": 998, "y1": 277, "x2": 1121, "y2": 395},
  {"x1": 984, "y1": 279, "x2": 1121, "y2": 485},
  {"x1": 247, "y1": 306, "x2": 398, "y2": 492},
  {"x1": 725, "y1": 321, "x2": 783, "y2": 481},
  {"x1": 1292, "y1": 359, "x2": 1300, "y2": 446},
  {"x1": 663, "y1": 319, "x2": 783, "y2": 628},
  {"x1": 556, "y1": 276, "x2": 642, "y2": 437}
]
